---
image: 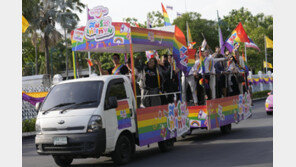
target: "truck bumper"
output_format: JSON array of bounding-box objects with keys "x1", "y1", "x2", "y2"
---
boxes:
[{"x1": 35, "y1": 129, "x2": 106, "y2": 158}]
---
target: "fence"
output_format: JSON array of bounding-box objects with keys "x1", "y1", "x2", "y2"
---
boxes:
[
  {"x1": 22, "y1": 75, "x2": 51, "y2": 121},
  {"x1": 248, "y1": 71, "x2": 273, "y2": 93}
]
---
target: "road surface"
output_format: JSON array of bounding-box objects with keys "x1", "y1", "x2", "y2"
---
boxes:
[{"x1": 22, "y1": 99, "x2": 272, "y2": 167}]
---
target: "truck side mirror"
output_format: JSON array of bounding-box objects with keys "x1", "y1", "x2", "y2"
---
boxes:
[
  {"x1": 105, "y1": 96, "x2": 118, "y2": 110},
  {"x1": 35, "y1": 102, "x2": 41, "y2": 111}
]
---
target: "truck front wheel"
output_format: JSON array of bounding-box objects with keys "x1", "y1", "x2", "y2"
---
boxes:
[
  {"x1": 111, "y1": 135, "x2": 132, "y2": 165},
  {"x1": 158, "y1": 138, "x2": 175, "y2": 152},
  {"x1": 53, "y1": 156, "x2": 73, "y2": 167}
]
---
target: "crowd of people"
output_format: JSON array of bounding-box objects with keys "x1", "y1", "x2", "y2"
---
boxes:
[{"x1": 91, "y1": 44, "x2": 250, "y2": 108}]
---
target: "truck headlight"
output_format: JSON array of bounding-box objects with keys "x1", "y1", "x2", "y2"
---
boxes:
[
  {"x1": 35, "y1": 119, "x2": 42, "y2": 134},
  {"x1": 87, "y1": 115, "x2": 102, "y2": 133}
]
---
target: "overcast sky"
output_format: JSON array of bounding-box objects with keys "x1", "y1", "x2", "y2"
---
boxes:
[{"x1": 76, "y1": 0, "x2": 273, "y2": 27}]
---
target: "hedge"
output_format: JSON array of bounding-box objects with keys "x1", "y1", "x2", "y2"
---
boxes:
[
  {"x1": 22, "y1": 118, "x2": 36, "y2": 133},
  {"x1": 252, "y1": 90, "x2": 272, "y2": 99}
]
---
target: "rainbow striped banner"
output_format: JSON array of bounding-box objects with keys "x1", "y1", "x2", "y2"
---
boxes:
[
  {"x1": 188, "y1": 94, "x2": 252, "y2": 130},
  {"x1": 71, "y1": 22, "x2": 174, "y2": 53},
  {"x1": 71, "y1": 22, "x2": 131, "y2": 52},
  {"x1": 116, "y1": 100, "x2": 131, "y2": 129},
  {"x1": 136, "y1": 101, "x2": 190, "y2": 146},
  {"x1": 188, "y1": 105, "x2": 208, "y2": 128}
]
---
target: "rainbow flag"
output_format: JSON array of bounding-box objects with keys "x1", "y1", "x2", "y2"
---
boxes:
[
  {"x1": 224, "y1": 22, "x2": 250, "y2": 52},
  {"x1": 173, "y1": 26, "x2": 190, "y2": 75},
  {"x1": 199, "y1": 47, "x2": 205, "y2": 74},
  {"x1": 187, "y1": 49, "x2": 196, "y2": 67},
  {"x1": 161, "y1": 3, "x2": 171, "y2": 26},
  {"x1": 116, "y1": 100, "x2": 132, "y2": 129}
]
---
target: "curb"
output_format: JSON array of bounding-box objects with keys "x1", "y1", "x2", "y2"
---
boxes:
[
  {"x1": 22, "y1": 131, "x2": 36, "y2": 140},
  {"x1": 253, "y1": 97, "x2": 267, "y2": 102}
]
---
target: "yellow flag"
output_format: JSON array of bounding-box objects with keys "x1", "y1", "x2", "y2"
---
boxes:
[
  {"x1": 263, "y1": 61, "x2": 273, "y2": 68},
  {"x1": 186, "y1": 22, "x2": 193, "y2": 44},
  {"x1": 265, "y1": 36, "x2": 273, "y2": 49},
  {"x1": 22, "y1": 15, "x2": 30, "y2": 33}
]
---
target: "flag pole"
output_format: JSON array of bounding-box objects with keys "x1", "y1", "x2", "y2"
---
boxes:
[
  {"x1": 244, "y1": 43, "x2": 247, "y2": 62},
  {"x1": 217, "y1": 10, "x2": 221, "y2": 48},
  {"x1": 186, "y1": 21, "x2": 189, "y2": 46},
  {"x1": 86, "y1": 5, "x2": 92, "y2": 76},
  {"x1": 264, "y1": 35, "x2": 268, "y2": 73}
]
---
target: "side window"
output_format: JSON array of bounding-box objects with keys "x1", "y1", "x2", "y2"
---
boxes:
[{"x1": 107, "y1": 81, "x2": 127, "y2": 100}]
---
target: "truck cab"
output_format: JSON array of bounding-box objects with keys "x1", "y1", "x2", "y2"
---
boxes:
[{"x1": 35, "y1": 75, "x2": 137, "y2": 166}]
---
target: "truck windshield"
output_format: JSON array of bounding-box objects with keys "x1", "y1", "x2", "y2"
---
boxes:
[{"x1": 41, "y1": 81, "x2": 103, "y2": 111}]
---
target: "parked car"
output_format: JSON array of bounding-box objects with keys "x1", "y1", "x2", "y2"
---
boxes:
[{"x1": 265, "y1": 91, "x2": 273, "y2": 115}]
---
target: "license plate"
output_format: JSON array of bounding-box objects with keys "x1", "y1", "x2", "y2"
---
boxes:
[{"x1": 53, "y1": 136, "x2": 67, "y2": 145}]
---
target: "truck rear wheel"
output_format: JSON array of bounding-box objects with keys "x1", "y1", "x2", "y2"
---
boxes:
[
  {"x1": 111, "y1": 135, "x2": 132, "y2": 165},
  {"x1": 53, "y1": 156, "x2": 73, "y2": 167},
  {"x1": 158, "y1": 138, "x2": 175, "y2": 152},
  {"x1": 220, "y1": 124, "x2": 232, "y2": 134}
]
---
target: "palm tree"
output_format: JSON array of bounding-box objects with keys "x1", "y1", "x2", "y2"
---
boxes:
[
  {"x1": 23, "y1": 0, "x2": 41, "y2": 75},
  {"x1": 56, "y1": 0, "x2": 85, "y2": 79},
  {"x1": 36, "y1": 0, "x2": 85, "y2": 76}
]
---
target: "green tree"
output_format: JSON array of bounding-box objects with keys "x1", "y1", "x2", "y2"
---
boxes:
[
  {"x1": 222, "y1": 7, "x2": 273, "y2": 73},
  {"x1": 23, "y1": 0, "x2": 42, "y2": 75},
  {"x1": 173, "y1": 12, "x2": 218, "y2": 51}
]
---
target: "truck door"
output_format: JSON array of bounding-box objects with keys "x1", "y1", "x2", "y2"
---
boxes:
[{"x1": 103, "y1": 78, "x2": 132, "y2": 150}]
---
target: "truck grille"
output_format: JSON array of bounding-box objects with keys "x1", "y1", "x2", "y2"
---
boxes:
[
  {"x1": 42, "y1": 142, "x2": 94, "y2": 152},
  {"x1": 42, "y1": 143, "x2": 83, "y2": 152},
  {"x1": 42, "y1": 126, "x2": 85, "y2": 131}
]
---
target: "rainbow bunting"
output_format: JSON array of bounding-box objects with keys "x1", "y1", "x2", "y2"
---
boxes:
[
  {"x1": 161, "y1": 3, "x2": 171, "y2": 26},
  {"x1": 224, "y1": 22, "x2": 250, "y2": 52}
]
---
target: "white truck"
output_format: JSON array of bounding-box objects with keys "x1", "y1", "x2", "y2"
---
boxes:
[{"x1": 35, "y1": 75, "x2": 189, "y2": 166}]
